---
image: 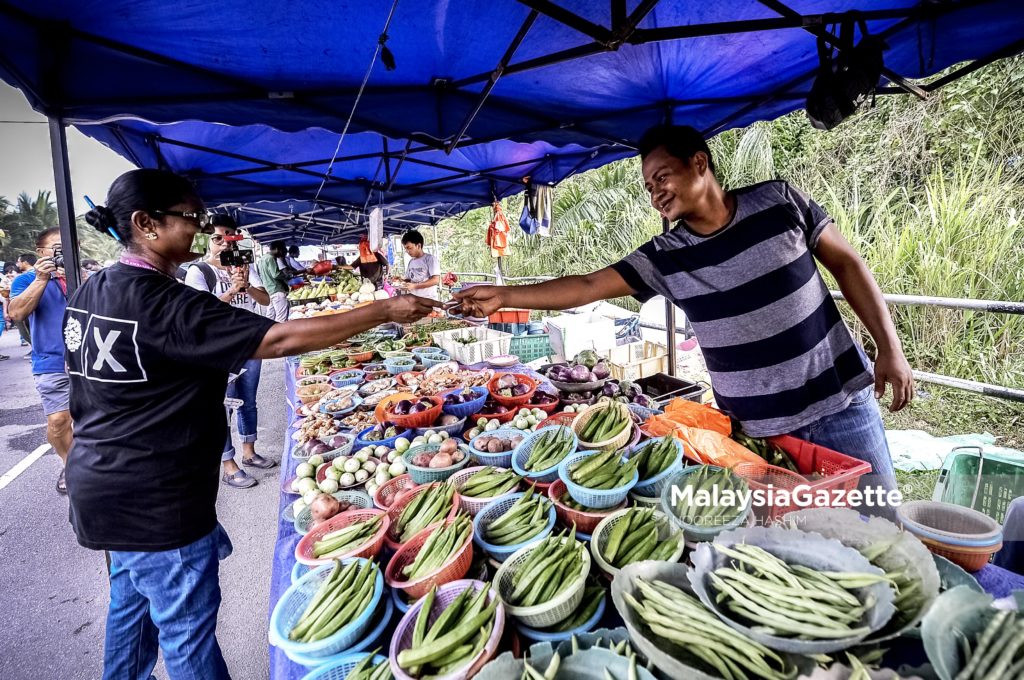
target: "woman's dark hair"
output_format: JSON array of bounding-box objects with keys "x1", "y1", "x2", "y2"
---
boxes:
[
  {"x1": 401, "y1": 230, "x2": 424, "y2": 247},
  {"x1": 637, "y1": 125, "x2": 715, "y2": 175},
  {"x1": 35, "y1": 227, "x2": 60, "y2": 249},
  {"x1": 84, "y1": 169, "x2": 197, "y2": 246}
]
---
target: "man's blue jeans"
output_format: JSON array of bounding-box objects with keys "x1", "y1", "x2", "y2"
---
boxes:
[
  {"x1": 223, "y1": 359, "x2": 262, "y2": 461},
  {"x1": 788, "y1": 386, "x2": 899, "y2": 517},
  {"x1": 103, "y1": 525, "x2": 233, "y2": 680}
]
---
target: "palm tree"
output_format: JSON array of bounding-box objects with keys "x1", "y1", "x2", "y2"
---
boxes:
[{"x1": 14, "y1": 190, "x2": 58, "y2": 231}]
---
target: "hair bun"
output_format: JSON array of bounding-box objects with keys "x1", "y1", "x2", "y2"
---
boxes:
[{"x1": 84, "y1": 205, "x2": 117, "y2": 234}]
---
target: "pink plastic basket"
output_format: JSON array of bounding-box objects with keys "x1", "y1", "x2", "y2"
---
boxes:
[
  {"x1": 450, "y1": 465, "x2": 522, "y2": 516},
  {"x1": 384, "y1": 518, "x2": 474, "y2": 600},
  {"x1": 384, "y1": 482, "x2": 461, "y2": 552},
  {"x1": 388, "y1": 579, "x2": 505, "y2": 680},
  {"x1": 373, "y1": 474, "x2": 417, "y2": 510},
  {"x1": 294, "y1": 509, "x2": 389, "y2": 566}
]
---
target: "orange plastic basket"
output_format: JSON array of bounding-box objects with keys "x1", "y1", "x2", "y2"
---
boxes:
[
  {"x1": 384, "y1": 482, "x2": 461, "y2": 552},
  {"x1": 384, "y1": 517, "x2": 474, "y2": 599},
  {"x1": 487, "y1": 373, "x2": 538, "y2": 408},
  {"x1": 293, "y1": 508, "x2": 389, "y2": 566},
  {"x1": 539, "y1": 412, "x2": 577, "y2": 429},
  {"x1": 380, "y1": 396, "x2": 443, "y2": 430},
  {"x1": 373, "y1": 474, "x2": 418, "y2": 510},
  {"x1": 918, "y1": 536, "x2": 1001, "y2": 573}
]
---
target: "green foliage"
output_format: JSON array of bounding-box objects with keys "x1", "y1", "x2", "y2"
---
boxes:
[{"x1": 0, "y1": 191, "x2": 122, "y2": 265}]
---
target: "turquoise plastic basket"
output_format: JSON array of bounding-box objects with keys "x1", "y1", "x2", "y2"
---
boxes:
[
  {"x1": 293, "y1": 490, "x2": 375, "y2": 535},
  {"x1": 558, "y1": 451, "x2": 638, "y2": 510},
  {"x1": 297, "y1": 653, "x2": 389, "y2": 679},
  {"x1": 421, "y1": 352, "x2": 453, "y2": 369},
  {"x1": 286, "y1": 595, "x2": 394, "y2": 669},
  {"x1": 469, "y1": 427, "x2": 526, "y2": 468},
  {"x1": 330, "y1": 370, "x2": 365, "y2": 389},
  {"x1": 659, "y1": 465, "x2": 752, "y2": 542},
  {"x1": 624, "y1": 437, "x2": 684, "y2": 498},
  {"x1": 473, "y1": 492, "x2": 556, "y2": 562},
  {"x1": 511, "y1": 426, "x2": 580, "y2": 484},
  {"x1": 402, "y1": 442, "x2": 472, "y2": 483},
  {"x1": 269, "y1": 558, "x2": 384, "y2": 659}
]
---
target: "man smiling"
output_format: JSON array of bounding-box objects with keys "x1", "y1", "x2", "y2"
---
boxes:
[{"x1": 455, "y1": 124, "x2": 912, "y2": 505}]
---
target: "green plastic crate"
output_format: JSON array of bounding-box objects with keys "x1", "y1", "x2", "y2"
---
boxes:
[
  {"x1": 509, "y1": 334, "x2": 552, "y2": 363},
  {"x1": 932, "y1": 446, "x2": 1024, "y2": 524}
]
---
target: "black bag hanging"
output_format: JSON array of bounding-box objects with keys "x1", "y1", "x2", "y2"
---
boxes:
[{"x1": 806, "y1": 15, "x2": 887, "y2": 131}]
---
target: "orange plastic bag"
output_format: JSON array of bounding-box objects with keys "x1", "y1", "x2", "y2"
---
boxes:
[
  {"x1": 662, "y1": 399, "x2": 732, "y2": 436},
  {"x1": 677, "y1": 426, "x2": 765, "y2": 468}
]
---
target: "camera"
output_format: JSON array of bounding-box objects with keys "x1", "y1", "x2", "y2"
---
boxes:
[
  {"x1": 52, "y1": 244, "x2": 64, "y2": 269},
  {"x1": 219, "y1": 234, "x2": 254, "y2": 267}
]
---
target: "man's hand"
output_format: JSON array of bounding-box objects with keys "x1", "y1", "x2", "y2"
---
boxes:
[
  {"x1": 34, "y1": 257, "x2": 56, "y2": 281},
  {"x1": 383, "y1": 295, "x2": 440, "y2": 323},
  {"x1": 229, "y1": 267, "x2": 249, "y2": 292},
  {"x1": 453, "y1": 286, "x2": 504, "y2": 318},
  {"x1": 874, "y1": 348, "x2": 915, "y2": 412}
]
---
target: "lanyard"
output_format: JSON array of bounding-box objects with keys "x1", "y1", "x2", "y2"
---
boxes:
[{"x1": 119, "y1": 254, "x2": 174, "y2": 279}]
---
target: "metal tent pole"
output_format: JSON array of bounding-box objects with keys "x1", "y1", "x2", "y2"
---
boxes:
[
  {"x1": 48, "y1": 116, "x2": 82, "y2": 294},
  {"x1": 662, "y1": 216, "x2": 676, "y2": 376}
]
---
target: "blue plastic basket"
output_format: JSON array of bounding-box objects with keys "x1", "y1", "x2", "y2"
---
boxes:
[
  {"x1": 410, "y1": 346, "x2": 438, "y2": 358},
  {"x1": 627, "y1": 402, "x2": 664, "y2": 422},
  {"x1": 515, "y1": 591, "x2": 606, "y2": 643},
  {"x1": 353, "y1": 425, "x2": 413, "y2": 451},
  {"x1": 391, "y1": 583, "x2": 416, "y2": 614},
  {"x1": 559, "y1": 451, "x2": 638, "y2": 510},
  {"x1": 402, "y1": 443, "x2": 472, "y2": 483},
  {"x1": 625, "y1": 437, "x2": 684, "y2": 498},
  {"x1": 473, "y1": 492, "x2": 556, "y2": 562},
  {"x1": 269, "y1": 558, "x2": 384, "y2": 658},
  {"x1": 286, "y1": 594, "x2": 394, "y2": 669},
  {"x1": 291, "y1": 560, "x2": 311, "y2": 585},
  {"x1": 330, "y1": 370, "x2": 365, "y2": 389},
  {"x1": 384, "y1": 358, "x2": 416, "y2": 376},
  {"x1": 297, "y1": 653, "x2": 389, "y2": 679},
  {"x1": 438, "y1": 386, "x2": 488, "y2": 419},
  {"x1": 512, "y1": 425, "x2": 580, "y2": 484},
  {"x1": 319, "y1": 394, "x2": 363, "y2": 418},
  {"x1": 469, "y1": 428, "x2": 526, "y2": 468},
  {"x1": 421, "y1": 352, "x2": 453, "y2": 369},
  {"x1": 413, "y1": 417, "x2": 467, "y2": 439}
]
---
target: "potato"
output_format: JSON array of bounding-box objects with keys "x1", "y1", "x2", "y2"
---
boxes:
[
  {"x1": 439, "y1": 438, "x2": 458, "y2": 454},
  {"x1": 487, "y1": 439, "x2": 502, "y2": 453}
]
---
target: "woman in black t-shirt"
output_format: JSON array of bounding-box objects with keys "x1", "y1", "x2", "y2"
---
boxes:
[{"x1": 70, "y1": 169, "x2": 438, "y2": 680}]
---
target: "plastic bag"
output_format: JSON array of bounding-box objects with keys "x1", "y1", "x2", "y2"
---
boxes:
[{"x1": 663, "y1": 399, "x2": 731, "y2": 435}]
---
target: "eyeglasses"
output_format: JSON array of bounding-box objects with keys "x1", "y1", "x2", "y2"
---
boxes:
[{"x1": 152, "y1": 209, "x2": 214, "y2": 231}]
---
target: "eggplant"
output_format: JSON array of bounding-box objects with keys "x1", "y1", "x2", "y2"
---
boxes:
[
  {"x1": 394, "y1": 399, "x2": 413, "y2": 415},
  {"x1": 511, "y1": 383, "x2": 530, "y2": 396},
  {"x1": 492, "y1": 405, "x2": 509, "y2": 414},
  {"x1": 592, "y1": 361, "x2": 610, "y2": 380},
  {"x1": 602, "y1": 382, "x2": 620, "y2": 397},
  {"x1": 497, "y1": 374, "x2": 517, "y2": 389},
  {"x1": 568, "y1": 364, "x2": 591, "y2": 383},
  {"x1": 409, "y1": 402, "x2": 428, "y2": 413},
  {"x1": 632, "y1": 393, "x2": 654, "y2": 408}
]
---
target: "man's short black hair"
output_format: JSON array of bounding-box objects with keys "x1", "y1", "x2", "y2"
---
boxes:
[
  {"x1": 17, "y1": 253, "x2": 37, "y2": 265},
  {"x1": 210, "y1": 213, "x2": 238, "y2": 230},
  {"x1": 637, "y1": 125, "x2": 715, "y2": 175},
  {"x1": 401, "y1": 230, "x2": 424, "y2": 247},
  {"x1": 288, "y1": 245, "x2": 300, "y2": 257},
  {"x1": 3, "y1": 263, "x2": 17, "y2": 274}
]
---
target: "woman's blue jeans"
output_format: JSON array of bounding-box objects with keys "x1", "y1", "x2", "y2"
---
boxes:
[
  {"x1": 103, "y1": 525, "x2": 233, "y2": 680},
  {"x1": 222, "y1": 359, "x2": 262, "y2": 461}
]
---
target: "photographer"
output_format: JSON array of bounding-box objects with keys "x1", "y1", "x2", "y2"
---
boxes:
[
  {"x1": 185, "y1": 214, "x2": 275, "y2": 489},
  {"x1": 8, "y1": 228, "x2": 71, "y2": 494},
  {"x1": 70, "y1": 168, "x2": 438, "y2": 679}
]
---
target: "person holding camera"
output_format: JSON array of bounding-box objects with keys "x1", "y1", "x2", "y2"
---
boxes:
[
  {"x1": 185, "y1": 214, "x2": 275, "y2": 489},
  {"x1": 8, "y1": 228, "x2": 72, "y2": 494}
]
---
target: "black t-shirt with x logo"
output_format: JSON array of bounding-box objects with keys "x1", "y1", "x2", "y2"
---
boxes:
[{"x1": 63, "y1": 263, "x2": 276, "y2": 551}]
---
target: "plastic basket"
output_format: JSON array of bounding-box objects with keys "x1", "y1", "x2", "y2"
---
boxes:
[
  {"x1": 269, "y1": 559, "x2": 384, "y2": 658},
  {"x1": 450, "y1": 465, "x2": 521, "y2": 516},
  {"x1": 390, "y1": 584, "x2": 416, "y2": 615},
  {"x1": 528, "y1": 396, "x2": 560, "y2": 415},
  {"x1": 381, "y1": 349, "x2": 413, "y2": 361},
  {"x1": 382, "y1": 397, "x2": 443, "y2": 430},
  {"x1": 547, "y1": 479, "x2": 625, "y2": 534},
  {"x1": 472, "y1": 408, "x2": 517, "y2": 425},
  {"x1": 432, "y1": 327, "x2": 513, "y2": 364},
  {"x1": 468, "y1": 428, "x2": 526, "y2": 468},
  {"x1": 319, "y1": 394, "x2": 363, "y2": 418},
  {"x1": 320, "y1": 434, "x2": 356, "y2": 463},
  {"x1": 412, "y1": 417, "x2": 467, "y2": 439},
  {"x1": 402, "y1": 442, "x2": 472, "y2": 483},
  {"x1": 571, "y1": 402, "x2": 633, "y2": 451},
  {"x1": 297, "y1": 653, "x2": 389, "y2": 679},
  {"x1": 627, "y1": 402, "x2": 664, "y2": 423},
  {"x1": 493, "y1": 538, "x2": 591, "y2": 628},
  {"x1": 487, "y1": 373, "x2": 538, "y2": 408},
  {"x1": 917, "y1": 535, "x2": 1001, "y2": 572},
  {"x1": 515, "y1": 591, "x2": 606, "y2": 644},
  {"x1": 389, "y1": 580, "x2": 505, "y2": 680},
  {"x1": 897, "y1": 500, "x2": 1003, "y2": 546},
  {"x1": 343, "y1": 350, "x2": 375, "y2": 364},
  {"x1": 559, "y1": 451, "x2": 638, "y2": 510},
  {"x1": 509, "y1": 334, "x2": 553, "y2": 364},
  {"x1": 934, "y1": 446, "x2": 1024, "y2": 524},
  {"x1": 538, "y1": 412, "x2": 578, "y2": 429},
  {"x1": 353, "y1": 424, "x2": 413, "y2": 452},
  {"x1": 329, "y1": 370, "x2": 365, "y2": 389},
  {"x1": 385, "y1": 482, "x2": 462, "y2": 551},
  {"x1": 384, "y1": 359, "x2": 417, "y2": 376},
  {"x1": 294, "y1": 509, "x2": 389, "y2": 566},
  {"x1": 730, "y1": 434, "x2": 872, "y2": 522},
  {"x1": 384, "y1": 517, "x2": 475, "y2": 600},
  {"x1": 473, "y1": 492, "x2": 557, "y2": 562},
  {"x1": 297, "y1": 374, "x2": 332, "y2": 387},
  {"x1": 293, "y1": 490, "x2": 374, "y2": 535},
  {"x1": 372, "y1": 474, "x2": 417, "y2": 510},
  {"x1": 512, "y1": 426, "x2": 580, "y2": 484},
  {"x1": 629, "y1": 491, "x2": 661, "y2": 509},
  {"x1": 590, "y1": 508, "x2": 684, "y2": 579},
  {"x1": 439, "y1": 386, "x2": 489, "y2": 419},
  {"x1": 421, "y1": 352, "x2": 452, "y2": 370},
  {"x1": 660, "y1": 465, "x2": 752, "y2": 542},
  {"x1": 625, "y1": 437, "x2": 684, "y2": 498},
  {"x1": 286, "y1": 594, "x2": 395, "y2": 668},
  {"x1": 410, "y1": 345, "x2": 438, "y2": 358}
]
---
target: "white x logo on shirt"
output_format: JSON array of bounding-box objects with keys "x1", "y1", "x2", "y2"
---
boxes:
[{"x1": 92, "y1": 327, "x2": 127, "y2": 373}]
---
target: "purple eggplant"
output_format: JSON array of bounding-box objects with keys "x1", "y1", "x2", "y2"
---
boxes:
[
  {"x1": 568, "y1": 364, "x2": 591, "y2": 383},
  {"x1": 602, "y1": 382, "x2": 621, "y2": 397},
  {"x1": 592, "y1": 362, "x2": 610, "y2": 380},
  {"x1": 394, "y1": 399, "x2": 413, "y2": 415},
  {"x1": 511, "y1": 383, "x2": 530, "y2": 396}
]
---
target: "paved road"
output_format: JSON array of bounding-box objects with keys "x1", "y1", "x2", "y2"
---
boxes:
[{"x1": 0, "y1": 329, "x2": 283, "y2": 680}]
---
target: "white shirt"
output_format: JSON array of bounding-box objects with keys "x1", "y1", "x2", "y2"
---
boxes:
[
  {"x1": 184, "y1": 262, "x2": 266, "y2": 315},
  {"x1": 405, "y1": 253, "x2": 440, "y2": 301}
]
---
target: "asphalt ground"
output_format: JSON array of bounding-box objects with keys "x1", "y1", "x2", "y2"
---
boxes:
[{"x1": 0, "y1": 328, "x2": 283, "y2": 679}]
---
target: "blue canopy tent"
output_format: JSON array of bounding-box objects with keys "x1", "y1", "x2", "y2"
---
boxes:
[{"x1": 2, "y1": 0, "x2": 1023, "y2": 291}]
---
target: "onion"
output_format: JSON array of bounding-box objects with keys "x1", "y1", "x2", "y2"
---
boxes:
[
  {"x1": 310, "y1": 494, "x2": 341, "y2": 522},
  {"x1": 497, "y1": 374, "x2": 517, "y2": 389}
]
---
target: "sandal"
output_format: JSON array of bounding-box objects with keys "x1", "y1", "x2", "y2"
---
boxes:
[
  {"x1": 242, "y1": 453, "x2": 277, "y2": 470},
  {"x1": 56, "y1": 468, "x2": 67, "y2": 495},
  {"x1": 221, "y1": 469, "x2": 257, "y2": 489}
]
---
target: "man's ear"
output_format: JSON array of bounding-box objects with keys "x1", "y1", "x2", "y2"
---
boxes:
[{"x1": 693, "y1": 151, "x2": 709, "y2": 176}]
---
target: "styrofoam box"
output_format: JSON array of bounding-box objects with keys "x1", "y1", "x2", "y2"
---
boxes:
[{"x1": 543, "y1": 313, "x2": 617, "y2": 363}]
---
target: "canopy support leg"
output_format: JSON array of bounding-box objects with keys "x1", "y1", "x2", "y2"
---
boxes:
[
  {"x1": 48, "y1": 116, "x2": 82, "y2": 295},
  {"x1": 662, "y1": 216, "x2": 676, "y2": 376}
]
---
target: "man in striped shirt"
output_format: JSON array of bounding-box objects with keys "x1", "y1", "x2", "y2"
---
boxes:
[{"x1": 454, "y1": 125, "x2": 913, "y2": 507}]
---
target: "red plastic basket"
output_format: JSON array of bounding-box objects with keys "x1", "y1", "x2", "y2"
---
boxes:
[
  {"x1": 731, "y1": 434, "x2": 872, "y2": 522},
  {"x1": 381, "y1": 396, "x2": 444, "y2": 430},
  {"x1": 488, "y1": 308, "x2": 530, "y2": 324},
  {"x1": 373, "y1": 474, "x2": 418, "y2": 510},
  {"x1": 539, "y1": 412, "x2": 577, "y2": 429},
  {"x1": 529, "y1": 398, "x2": 560, "y2": 415},
  {"x1": 487, "y1": 374, "x2": 538, "y2": 408},
  {"x1": 385, "y1": 482, "x2": 462, "y2": 552},
  {"x1": 472, "y1": 408, "x2": 517, "y2": 425},
  {"x1": 384, "y1": 518, "x2": 474, "y2": 600},
  {"x1": 294, "y1": 508, "x2": 389, "y2": 566},
  {"x1": 547, "y1": 479, "x2": 625, "y2": 534}
]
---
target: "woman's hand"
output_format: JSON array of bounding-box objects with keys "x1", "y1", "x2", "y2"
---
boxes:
[
  {"x1": 383, "y1": 294, "x2": 440, "y2": 323},
  {"x1": 229, "y1": 267, "x2": 249, "y2": 293}
]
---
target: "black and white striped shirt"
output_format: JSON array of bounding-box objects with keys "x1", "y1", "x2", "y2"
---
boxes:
[{"x1": 611, "y1": 180, "x2": 873, "y2": 436}]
